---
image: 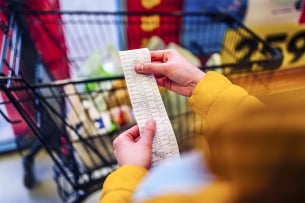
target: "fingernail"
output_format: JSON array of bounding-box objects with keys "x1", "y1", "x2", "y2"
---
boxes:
[{"x1": 135, "y1": 63, "x2": 143, "y2": 72}]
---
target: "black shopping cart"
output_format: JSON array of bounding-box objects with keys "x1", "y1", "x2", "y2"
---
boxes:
[{"x1": 0, "y1": 6, "x2": 282, "y2": 203}]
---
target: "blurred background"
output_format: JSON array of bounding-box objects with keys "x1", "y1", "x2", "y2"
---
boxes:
[{"x1": 1, "y1": 0, "x2": 305, "y2": 202}]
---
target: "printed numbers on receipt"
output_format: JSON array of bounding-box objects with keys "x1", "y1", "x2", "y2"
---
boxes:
[{"x1": 119, "y1": 48, "x2": 180, "y2": 167}]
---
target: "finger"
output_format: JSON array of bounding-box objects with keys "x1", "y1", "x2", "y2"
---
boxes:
[
  {"x1": 118, "y1": 125, "x2": 140, "y2": 141},
  {"x1": 150, "y1": 50, "x2": 167, "y2": 61},
  {"x1": 125, "y1": 125, "x2": 140, "y2": 140},
  {"x1": 140, "y1": 120, "x2": 156, "y2": 145},
  {"x1": 113, "y1": 125, "x2": 139, "y2": 149},
  {"x1": 156, "y1": 77, "x2": 190, "y2": 96},
  {"x1": 156, "y1": 77, "x2": 171, "y2": 89},
  {"x1": 135, "y1": 62, "x2": 169, "y2": 76},
  {"x1": 154, "y1": 73, "x2": 164, "y2": 78}
]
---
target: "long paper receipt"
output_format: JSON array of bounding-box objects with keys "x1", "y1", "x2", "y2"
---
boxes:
[{"x1": 119, "y1": 48, "x2": 180, "y2": 167}]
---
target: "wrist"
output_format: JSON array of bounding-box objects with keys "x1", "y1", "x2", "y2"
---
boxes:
[
  {"x1": 191, "y1": 69, "x2": 205, "y2": 92},
  {"x1": 194, "y1": 68, "x2": 205, "y2": 83}
]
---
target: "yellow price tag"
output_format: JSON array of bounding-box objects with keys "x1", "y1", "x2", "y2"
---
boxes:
[{"x1": 250, "y1": 23, "x2": 305, "y2": 69}]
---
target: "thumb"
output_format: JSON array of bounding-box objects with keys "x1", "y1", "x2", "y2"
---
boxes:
[
  {"x1": 140, "y1": 120, "x2": 156, "y2": 145},
  {"x1": 135, "y1": 63, "x2": 166, "y2": 75}
]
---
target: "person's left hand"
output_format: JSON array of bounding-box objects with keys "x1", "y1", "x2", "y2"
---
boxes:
[{"x1": 112, "y1": 120, "x2": 156, "y2": 169}]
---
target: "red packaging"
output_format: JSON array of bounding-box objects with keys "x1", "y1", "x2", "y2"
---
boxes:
[{"x1": 126, "y1": 0, "x2": 183, "y2": 49}]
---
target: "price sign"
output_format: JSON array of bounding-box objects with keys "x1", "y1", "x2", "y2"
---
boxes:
[
  {"x1": 251, "y1": 23, "x2": 305, "y2": 69},
  {"x1": 222, "y1": 23, "x2": 305, "y2": 70}
]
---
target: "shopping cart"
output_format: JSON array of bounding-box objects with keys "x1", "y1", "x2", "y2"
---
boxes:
[{"x1": 0, "y1": 6, "x2": 282, "y2": 203}]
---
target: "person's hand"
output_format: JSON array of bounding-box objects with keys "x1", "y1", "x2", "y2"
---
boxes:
[
  {"x1": 112, "y1": 120, "x2": 156, "y2": 169},
  {"x1": 135, "y1": 49, "x2": 205, "y2": 97}
]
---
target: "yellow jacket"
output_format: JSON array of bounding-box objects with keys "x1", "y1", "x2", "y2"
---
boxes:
[{"x1": 99, "y1": 71, "x2": 262, "y2": 203}]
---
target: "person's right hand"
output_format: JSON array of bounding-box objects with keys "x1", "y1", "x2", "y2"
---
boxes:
[{"x1": 135, "y1": 49, "x2": 205, "y2": 97}]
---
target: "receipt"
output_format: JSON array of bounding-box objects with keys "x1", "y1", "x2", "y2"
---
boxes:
[{"x1": 119, "y1": 48, "x2": 180, "y2": 167}]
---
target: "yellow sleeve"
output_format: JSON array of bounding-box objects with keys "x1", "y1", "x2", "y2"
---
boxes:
[
  {"x1": 189, "y1": 71, "x2": 262, "y2": 128},
  {"x1": 99, "y1": 165, "x2": 148, "y2": 203}
]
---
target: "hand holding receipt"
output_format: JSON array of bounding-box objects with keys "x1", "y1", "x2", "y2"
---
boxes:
[{"x1": 119, "y1": 48, "x2": 180, "y2": 167}]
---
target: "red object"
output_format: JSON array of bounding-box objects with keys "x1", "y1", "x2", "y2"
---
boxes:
[
  {"x1": 0, "y1": 1, "x2": 30, "y2": 136},
  {"x1": 126, "y1": 0, "x2": 183, "y2": 49},
  {"x1": 0, "y1": 0, "x2": 70, "y2": 138},
  {"x1": 25, "y1": 0, "x2": 70, "y2": 80},
  {"x1": 299, "y1": 1, "x2": 305, "y2": 24}
]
